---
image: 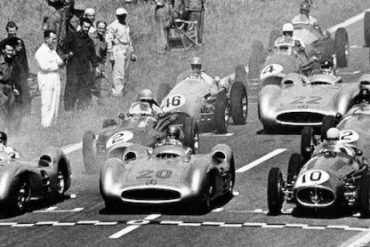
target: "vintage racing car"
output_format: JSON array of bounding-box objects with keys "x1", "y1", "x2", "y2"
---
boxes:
[
  {"x1": 267, "y1": 127, "x2": 370, "y2": 217},
  {"x1": 248, "y1": 24, "x2": 348, "y2": 80},
  {"x1": 258, "y1": 72, "x2": 355, "y2": 132},
  {"x1": 100, "y1": 141, "x2": 235, "y2": 212},
  {"x1": 157, "y1": 65, "x2": 248, "y2": 134},
  {"x1": 0, "y1": 147, "x2": 71, "y2": 213},
  {"x1": 83, "y1": 101, "x2": 199, "y2": 173}
]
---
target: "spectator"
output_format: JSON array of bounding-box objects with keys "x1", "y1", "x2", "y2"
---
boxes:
[
  {"x1": 0, "y1": 21, "x2": 31, "y2": 114},
  {"x1": 106, "y1": 7, "x2": 137, "y2": 97},
  {"x1": 153, "y1": 1, "x2": 172, "y2": 53},
  {"x1": 0, "y1": 38, "x2": 23, "y2": 132},
  {"x1": 77, "y1": 8, "x2": 96, "y2": 33},
  {"x1": 35, "y1": 30, "x2": 64, "y2": 128},
  {"x1": 42, "y1": 0, "x2": 75, "y2": 50},
  {"x1": 61, "y1": 18, "x2": 99, "y2": 111},
  {"x1": 184, "y1": 0, "x2": 205, "y2": 43},
  {"x1": 0, "y1": 131, "x2": 20, "y2": 158},
  {"x1": 90, "y1": 21, "x2": 108, "y2": 97}
]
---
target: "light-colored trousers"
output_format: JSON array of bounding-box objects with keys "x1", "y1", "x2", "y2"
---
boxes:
[
  {"x1": 38, "y1": 72, "x2": 61, "y2": 127},
  {"x1": 112, "y1": 44, "x2": 130, "y2": 97}
]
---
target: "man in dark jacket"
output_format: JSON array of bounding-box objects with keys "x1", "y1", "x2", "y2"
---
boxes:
[
  {"x1": 0, "y1": 21, "x2": 31, "y2": 115},
  {"x1": 184, "y1": 0, "x2": 205, "y2": 43},
  {"x1": 61, "y1": 18, "x2": 99, "y2": 111},
  {"x1": 0, "y1": 38, "x2": 24, "y2": 132}
]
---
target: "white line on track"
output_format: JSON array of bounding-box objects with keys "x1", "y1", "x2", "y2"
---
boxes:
[
  {"x1": 109, "y1": 214, "x2": 161, "y2": 239},
  {"x1": 327, "y1": 9, "x2": 370, "y2": 33},
  {"x1": 236, "y1": 148, "x2": 286, "y2": 173},
  {"x1": 61, "y1": 142, "x2": 82, "y2": 154}
]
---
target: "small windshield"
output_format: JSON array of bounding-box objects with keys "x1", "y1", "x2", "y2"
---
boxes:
[
  {"x1": 293, "y1": 26, "x2": 319, "y2": 45},
  {"x1": 128, "y1": 102, "x2": 153, "y2": 116}
]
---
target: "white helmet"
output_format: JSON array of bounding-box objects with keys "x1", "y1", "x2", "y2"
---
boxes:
[
  {"x1": 282, "y1": 23, "x2": 294, "y2": 33},
  {"x1": 191, "y1": 57, "x2": 202, "y2": 66},
  {"x1": 326, "y1": 128, "x2": 340, "y2": 141},
  {"x1": 84, "y1": 8, "x2": 95, "y2": 16},
  {"x1": 139, "y1": 89, "x2": 153, "y2": 101},
  {"x1": 116, "y1": 7, "x2": 128, "y2": 16}
]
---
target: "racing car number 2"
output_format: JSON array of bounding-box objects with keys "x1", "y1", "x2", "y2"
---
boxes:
[
  {"x1": 106, "y1": 131, "x2": 134, "y2": 149},
  {"x1": 161, "y1": 94, "x2": 186, "y2": 112}
]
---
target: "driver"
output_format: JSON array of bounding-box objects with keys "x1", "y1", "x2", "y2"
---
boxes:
[
  {"x1": 0, "y1": 131, "x2": 19, "y2": 158},
  {"x1": 138, "y1": 89, "x2": 163, "y2": 118},
  {"x1": 353, "y1": 88, "x2": 370, "y2": 105},
  {"x1": 156, "y1": 125, "x2": 184, "y2": 147},
  {"x1": 292, "y1": 2, "x2": 319, "y2": 28},
  {"x1": 177, "y1": 57, "x2": 215, "y2": 85},
  {"x1": 320, "y1": 59, "x2": 335, "y2": 76},
  {"x1": 274, "y1": 23, "x2": 306, "y2": 49}
]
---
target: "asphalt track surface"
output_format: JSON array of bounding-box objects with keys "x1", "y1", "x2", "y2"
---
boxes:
[{"x1": 1, "y1": 13, "x2": 370, "y2": 247}]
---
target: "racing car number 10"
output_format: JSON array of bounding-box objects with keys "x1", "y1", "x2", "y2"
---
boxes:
[
  {"x1": 295, "y1": 170, "x2": 330, "y2": 187},
  {"x1": 161, "y1": 94, "x2": 186, "y2": 112}
]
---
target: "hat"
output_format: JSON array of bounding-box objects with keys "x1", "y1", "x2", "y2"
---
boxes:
[
  {"x1": 84, "y1": 8, "x2": 95, "y2": 16},
  {"x1": 116, "y1": 7, "x2": 128, "y2": 16}
]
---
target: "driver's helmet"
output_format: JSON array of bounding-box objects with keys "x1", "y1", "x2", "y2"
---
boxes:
[
  {"x1": 358, "y1": 88, "x2": 370, "y2": 103},
  {"x1": 191, "y1": 57, "x2": 202, "y2": 73},
  {"x1": 359, "y1": 74, "x2": 370, "y2": 91},
  {"x1": 282, "y1": 23, "x2": 294, "y2": 37},
  {"x1": 321, "y1": 59, "x2": 334, "y2": 75},
  {"x1": 300, "y1": 2, "x2": 310, "y2": 14},
  {"x1": 167, "y1": 126, "x2": 181, "y2": 140},
  {"x1": 326, "y1": 128, "x2": 340, "y2": 141},
  {"x1": 0, "y1": 131, "x2": 7, "y2": 145},
  {"x1": 139, "y1": 89, "x2": 154, "y2": 103}
]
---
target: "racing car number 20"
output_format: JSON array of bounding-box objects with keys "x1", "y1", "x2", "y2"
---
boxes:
[
  {"x1": 136, "y1": 169, "x2": 173, "y2": 179},
  {"x1": 290, "y1": 96, "x2": 322, "y2": 105},
  {"x1": 161, "y1": 94, "x2": 186, "y2": 112}
]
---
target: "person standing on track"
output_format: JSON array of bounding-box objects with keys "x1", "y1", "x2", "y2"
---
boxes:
[
  {"x1": 35, "y1": 30, "x2": 64, "y2": 128},
  {"x1": 106, "y1": 7, "x2": 137, "y2": 97}
]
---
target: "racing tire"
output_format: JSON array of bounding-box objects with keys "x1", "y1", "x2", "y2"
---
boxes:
[
  {"x1": 198, "y1": 175, "x2": 215, "y2": 213},
  {"x1": 248, "y1": 40, "x2": 265, "y2": 80},
  {"x1": 334, "y1": 27, "x2": 349, "y2": 68},
  {"x1": 301, "y1": 126, "x2": 315, "y2": 162},
  {"x1": 13, "y1": 175, "x2": 31, "y2": 213},
  {"x1": 267, "y1": 167, "x2": 284, "y2": 215},
  {"x1": 55, "y1": 166, "x2": 68, "y2": 199},
  {"x1": 102, "y1": 119, "x2": 117, "y2": 129},
  {"x1": 359, "y1": 167, "x2": 370, "y2": 218},
  {"x1": 230, "y1": 76, "x2": 248, "y2": 124},
  {"x1": 268, "y1": 29, "x2": 281, "y2": 50},
  {"x1": 157, "y1": 83, "x2": 172, "y2": 104},
  {"x1": 214, "y1": 94, "x2": 228, "y2": 134},
  {"x1": 82, "y1": 130, "x2": 99, "y2": 174},
  {"x1": 287, "y1": 153, "x2": 303, "y2": 186},
  {"x1": 364, "y1": 11, "x2": 370, "y2": 47},
  {"x1": 183, "y1": 117, "x2": 199, "y2": 154},
  {"x1": 321, "y1": 116, "x2": 337, "y2": 141}
]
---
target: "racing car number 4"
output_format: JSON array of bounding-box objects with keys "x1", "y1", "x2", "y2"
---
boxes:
[
  {"x1": 161, "y1": 94, "x2": 186, "y2": 112},
  {"x1": 260, "y1": 64, "x2": 283, "y2": 80}
]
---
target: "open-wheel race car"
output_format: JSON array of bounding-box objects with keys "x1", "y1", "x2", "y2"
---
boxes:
[
  {"x1": 0, "y1": 147, "x2": 71, "y2": 214},
  {"x1": 267, "y1": 126, "x2": 370, "y2": 217},
  {"x1": 258, "y1": 72, "x2": 355, "y2": 132},
  {"x1": 248, "y1": 23, "x2": 348, "y2": 80},
  {"x1": 82, "y1": 101, "x2": 199, "y2": 173},
  {"x1": 157, "y1": 65, "x2": 248, "y2": 134},
  {"x1": 100, "y1": 141, "x2": 235, "y2": 213}
]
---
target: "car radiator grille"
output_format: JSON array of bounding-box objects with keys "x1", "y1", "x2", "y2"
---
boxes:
[
  {"x1": 296, "y1": 187, "x2": 335, "y2": 207},
  {"x1": 277, "y1": 112, "x2": 324, "y2": 124},
  {"x1": 122, "y1": 189, "x2": 181, "y2": 201}
]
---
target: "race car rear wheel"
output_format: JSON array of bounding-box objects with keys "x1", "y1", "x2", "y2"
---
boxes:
[
  {"x1": 267, "y1": 167, "x2": 284, "y2": 215},
  {"x1": 230, "y1": 76, "x2": 248, "y2": 124},
  {"x1": 334, "y1": 27, "x2": 349, "y2": 68},
  {"x1": 214, "y1": 94, "x2": 228, "y2": 134},
  {"x1": 248, "y1": 40, "x2": 265, "y2": 80},
  {"x1": 287, "y1": 153, "x2": 303, "y2": 186},
  {"x1": 102, "y1": 119, "x2": 117, "y2": 128},
  {"x1": 364, "y1": 11, "x2": 370, "y2": 47},
  {"x1": 183, "y1": 117, "x2": 199, "y2": 153},
  {"x1": 301, "y1": 126, "x2": 315, "y2": 162},
  {"x1": 359, "y1": 167, "x2": 370, "y2": 218},
  {"x1": 82, "y1": 130, "x2": 99, "y2": 174},
  {"x1": 321, "y1": 115, "x2": 337, "y2": 141},
  {"x1": 157, "y1": 83, "x2": 172, "y2": 104},
  {"x1": 14, "y1": 175, "x2": 31, "y2": 213}
]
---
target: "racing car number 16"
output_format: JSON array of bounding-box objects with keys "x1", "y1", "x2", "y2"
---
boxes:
[{"x1": 161, "y1": 94, "x2": 186, "y2": 112}]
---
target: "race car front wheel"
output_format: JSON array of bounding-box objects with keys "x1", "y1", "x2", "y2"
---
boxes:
[
  {"x1": 267, "y1": 167, "x2": 284, "y2": 215},
  {"x1": 183, "y1": 117, "x2": 199, "y2": 154},
  {"x1": 364, "y1": 11, "x2": 370, "y2": 47},
  {"x1": 287, "y1": 153, "x2": 303, "y2": 188},
  {"x1": 230, "y1": 67, "x2": 248, "y2": 124},
  {"x1": 301, "y1": 126, "x2": 315, "y2": 162},
  {"x1": 359, "y1": 167, "x2": 370, "y2": 218},
  {"x1": 14, "y1": 175, "x2": 31, "y2": 213},
  {"x1": 334, "y1": 27, "x2": 349, "y2": 68}
]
